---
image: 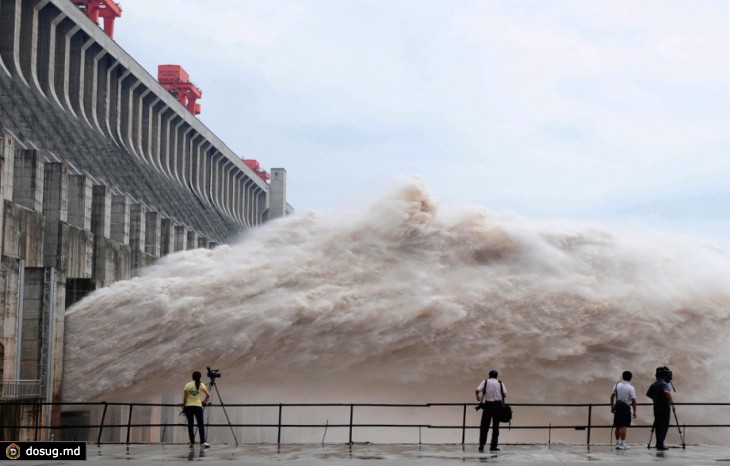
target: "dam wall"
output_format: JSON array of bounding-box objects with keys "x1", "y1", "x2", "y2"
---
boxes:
[{"x1": 0, "y1": 0, "x2": 290, "y2": 429}]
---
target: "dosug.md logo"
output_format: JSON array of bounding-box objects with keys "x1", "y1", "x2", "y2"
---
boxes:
[{"x1": 6, "y1": 442, "x2": 21, "y2": 460}]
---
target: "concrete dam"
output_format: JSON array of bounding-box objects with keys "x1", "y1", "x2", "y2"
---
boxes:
[{"x1": 0, "y1": 0, "x2": 290, "y2": 430}]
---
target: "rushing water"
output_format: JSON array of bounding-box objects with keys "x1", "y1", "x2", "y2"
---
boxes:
[{"x1": 64, "y1": 179, "x2": 730, "y2": 420}]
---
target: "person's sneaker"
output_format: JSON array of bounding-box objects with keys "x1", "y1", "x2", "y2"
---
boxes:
[
  {"x1": 616, "y1": 443, "x2": 626, "y2": 450},
  {"x1": 615, "y1": 442, "x2": 621, "y2": 448},
  {"x1": 489, "y1": 447, "x2": 500, "y2": 451},
  {"x1": 202, "y1": 443, "x2": 210, "y2": 448},
  {"x1": 622, "y1": 443, "x2": 631, "y2": 449},
  {"x1": 188, "y1": 443, "x2": 194, "y2": 449},
  {"x1": 478, "y1": 446, "x2": 484, "y2": 452}
]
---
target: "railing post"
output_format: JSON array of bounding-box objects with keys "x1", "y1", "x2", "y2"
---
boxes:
[
  {"x1": 97, "y1": 402, "x2": 109, "y2": 445},
  {"x1": 33, "y1": 400, "x2": 41, "y2": 441},
  {"x1": 277, "y1": 403, "x2": 282, "y2": 445},
  {"x1": 348, "y1": 404, "x2": 354, "y2": 445},
  {"x1": 126, "y1": 404, "x2": 134, "y2": 444},
  {"x1": 461, "y1": 404, "x2": 467, "y2": 445},
  {"x1": 548, "y1": 422, "x2": 552, "y2": 445},
  {"x1": 586, "y1": 404, "x2": 592, "y2": 448}
]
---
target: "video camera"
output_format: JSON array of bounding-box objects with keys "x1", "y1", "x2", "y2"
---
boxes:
[
  {"x1": 207, "y1": 366, "x2": 221, "y2": 380},
  {"x1": 656, "y1": 366, "x2": 673, "y2": 383}
]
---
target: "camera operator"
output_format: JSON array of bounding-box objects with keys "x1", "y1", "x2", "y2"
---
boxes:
[
  {"x1": 181, "y1": 371, "x2": 211, "y2": 448},
  {"x1": 646, "y1": 366, "x2": 673, "y2": 451},
  {"x1": 474, "y1": 370, "x2": 506, "y2": 452},
  {"x1": 610, "y1": 371, "x2": 637, "y2": 449}
]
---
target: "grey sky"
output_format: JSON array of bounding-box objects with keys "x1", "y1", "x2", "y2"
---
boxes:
[{"x1": 113, "y1": 0, "x2": 728, "y2": 232}]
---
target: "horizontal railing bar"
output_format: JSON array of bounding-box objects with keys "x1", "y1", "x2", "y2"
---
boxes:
[
  {"x1": 4, "y1": 422, "x2": 730, "y2": 429},
  {"x1": 3, "y1": 401, "x2": 729, "y2": 407},
  {"x1": 427, "y1": 402, "x2": 730, "y2": 407}
]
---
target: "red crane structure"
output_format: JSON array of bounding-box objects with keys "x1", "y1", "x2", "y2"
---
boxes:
[
  {"x1": 71, "y1": 0, "x2": 122, "y2": 38},
  {"x1": 243, "y1": 159, "x2": 271, "y2": 182},
  {"x1": 157, "y1": 65, "x2": 202, "y2": 115}
]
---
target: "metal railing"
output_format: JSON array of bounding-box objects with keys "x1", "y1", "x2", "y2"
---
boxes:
[
  {"x1": 1, "y1": 380, "x2": 42, "y2": 399},
  {"x1": 1, "y1": 400, "x2": 729, "y2": 446}
]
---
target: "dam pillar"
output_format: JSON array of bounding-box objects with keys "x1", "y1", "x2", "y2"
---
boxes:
[
  {"x1": 67, "y1": 174, "x2": 91, "y2": 231},
  {"x1": 42, "y1": 162, "x2": 68, "y2": 270},
  {"x1": 0, "y1": 135, "x2": 14, "y2": 254},
  {"x1": 1, "y1": 134, "x2": 16, "y2": 203},
  {"x1": 41, "y1": 161, "x2": 68, "y2": 404},
  {"x1": 186, "y1": 231, "x2": 198, "y2": 250},
  {"x1": 64, "y1": 175, "x2": 93, "y2": 294},
  {"x1": 129, "y1": 203, "x2": 151, "y2": 273},
  {"x1": 91, "y1": 186, "x2": 130, "y2": 285},
  {"x1": 91, "y1": 185, "x2": 111, "y2": 286},
  {"x1": 12, "y1": 149, "x2": 45, "y2": 213},
  {"x1": 110, "y1": 194, "x2": 130, "y2": 245},
  {"x1": 7, "y1": 151, "x2": 44, "y2": 267},
  {"x1": 0, "y1": 256, "x2": 21, "y2": 387},
  {"x1": 144, "y1": 210, "x2": 160, "y2": 258},
  {"x1": 160, "y1": 216, "x2": 173, "y2": 257},
  {"x1": 173, "y1": 225, "x2": 186, "y2": 252}
]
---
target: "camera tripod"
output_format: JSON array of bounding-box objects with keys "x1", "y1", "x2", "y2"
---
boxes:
[
  {"x1": 205, "y1": 377, "x2": 239, "y2": 447},
  {"x1": 647, "y1": 380, "x2": 685, "y2": 450}
]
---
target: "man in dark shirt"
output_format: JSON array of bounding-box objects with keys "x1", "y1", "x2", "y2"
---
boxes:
[{"x1": 646, "y1": 366, "x2": 673, "y2": 450}]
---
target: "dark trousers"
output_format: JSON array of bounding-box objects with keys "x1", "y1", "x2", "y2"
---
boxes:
[
  {"x1": 653, "y1": 405, "x2": 670, "y2": 448},
  {"x1": 479, "y1": 401, "x2": 501, "y2": 448},
  {"x1": 184, "y1": 406, "x2": 206, "y2": 444}
]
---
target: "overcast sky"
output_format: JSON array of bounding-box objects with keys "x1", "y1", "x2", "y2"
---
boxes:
[{"x1": 112, "y1": 1, "x2": 728, "y2": 234}]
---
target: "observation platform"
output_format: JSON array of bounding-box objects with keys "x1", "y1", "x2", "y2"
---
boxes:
[{"x1": 21, "y1": 443, "x2": 730, "y2": 465}]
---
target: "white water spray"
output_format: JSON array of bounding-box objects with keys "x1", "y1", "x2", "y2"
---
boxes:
[{"x1": 64, "y1": 178, "x2": 730, "y2": 420}]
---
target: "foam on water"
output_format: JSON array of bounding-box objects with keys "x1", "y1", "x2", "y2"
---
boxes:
[{"x1": 64, "y1": 178, "x2": 730, "y2": 415}]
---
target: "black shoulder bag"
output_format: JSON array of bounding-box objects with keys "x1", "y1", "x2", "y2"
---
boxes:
[
  {"x1": 498, "y1": 381, "x2": 513, "y2": 424},
  {"x1": 614, "y1": 383, "x2": 630, "y2": 413}
]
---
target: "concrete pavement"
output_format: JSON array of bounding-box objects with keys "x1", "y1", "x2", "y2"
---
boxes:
[{"x1": 18, "y1": 442, "x2": 730, "y2": 465}]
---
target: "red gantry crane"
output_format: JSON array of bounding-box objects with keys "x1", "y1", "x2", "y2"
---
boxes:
[
  {"x1": 71, "y1": 0, "x2": 122, "y2": 38},
  {"x1": 158, "y1": 65, "x2": 202, "y2": 115},
  {"x1": 243, "y1": 159, "x2": 271, "y2": 182}
]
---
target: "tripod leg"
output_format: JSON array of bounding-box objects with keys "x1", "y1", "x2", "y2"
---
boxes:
[
  {"x1": 647, "y1": 423, "x2": 654, "y2": 449},
  {"x1": 666, "y1": 380, "x2": 685, "y2": 449},
  {"x1": 212, "y1": 382, "x2": 240, "y2": 447},
  {"x1": 670, "y1": 405, "x2": 685, "y2": 449}
]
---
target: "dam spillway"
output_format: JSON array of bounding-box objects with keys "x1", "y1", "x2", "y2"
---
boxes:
[{"x1": 0, "y1": 0, "x2": 290, "y2": 418}]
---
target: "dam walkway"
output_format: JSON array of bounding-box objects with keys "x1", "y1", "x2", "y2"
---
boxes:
[{"x1": 14, "y1": 442, "x2": 730, "y2": 465}]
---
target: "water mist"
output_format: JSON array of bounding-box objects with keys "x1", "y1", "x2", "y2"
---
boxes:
[{"x1": 63, "y1": 178, "x2": 730, "y2": 442}]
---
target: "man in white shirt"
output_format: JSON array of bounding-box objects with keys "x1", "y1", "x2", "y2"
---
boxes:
[
  {"x1": 475, "y1": 369, "x2": 506, "y2": 452},
  {"x1": 610, "y1": 370, "x2": 637, "y2": 449}
]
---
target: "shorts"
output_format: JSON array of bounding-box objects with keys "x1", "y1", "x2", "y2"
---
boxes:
[{"x1": 613, "y1": 401, "x2": 631, "y2": 427}]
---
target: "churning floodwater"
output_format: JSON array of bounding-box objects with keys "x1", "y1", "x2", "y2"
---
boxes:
[{"x1": 64, "y1": 179, "x2": 730, "y2": 420}]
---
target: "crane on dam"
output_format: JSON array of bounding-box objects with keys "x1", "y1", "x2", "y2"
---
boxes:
[
  {"x1": 71, "y1": 0, "x2": 122, "y2": 38},
  {"x1": 157, "y1": 65, "x2": 203, "y2": 115}
]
